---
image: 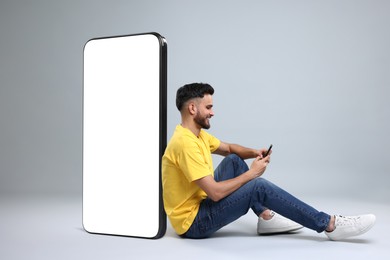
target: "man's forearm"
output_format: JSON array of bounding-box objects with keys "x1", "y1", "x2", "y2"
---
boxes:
[{"x1": 229, "y1": 144, "x2": 258, "y2": 159}]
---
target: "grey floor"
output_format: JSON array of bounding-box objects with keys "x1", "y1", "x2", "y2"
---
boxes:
[{"x1": 2, "y1": 196, "x2": 389, "y2": 260}]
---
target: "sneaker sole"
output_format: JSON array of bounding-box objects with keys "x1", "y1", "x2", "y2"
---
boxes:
[{"x1": 258, "y1": 225, "x2": 303, "y2": 235}]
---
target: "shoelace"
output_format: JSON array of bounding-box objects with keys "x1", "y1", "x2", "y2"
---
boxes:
[{"x1": 336, "y1": 215, "x2": 360, "y2": 226}]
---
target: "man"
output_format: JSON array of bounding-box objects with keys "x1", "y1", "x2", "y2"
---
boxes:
[{"x1": 162, "y1": 83, "x2": 375, "y2": 240}]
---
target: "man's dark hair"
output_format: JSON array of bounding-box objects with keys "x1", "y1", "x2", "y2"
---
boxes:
[{"x1": 176, "y1": 83, "x2": 214, "y2": 111}]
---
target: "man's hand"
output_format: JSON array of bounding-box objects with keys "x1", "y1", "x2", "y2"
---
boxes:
[
  {"x1": 249, "y1": 154, "x2": 270, "y2": 178},
  {"x1": 256, "y1": 147, "x2": 273, "y2": 160}
]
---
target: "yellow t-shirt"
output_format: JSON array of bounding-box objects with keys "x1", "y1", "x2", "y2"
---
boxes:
[{"x1": 162, "y1": 125, "x2": 221, "y2": 235}]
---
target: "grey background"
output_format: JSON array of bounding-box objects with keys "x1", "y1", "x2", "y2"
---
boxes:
[{"x1": 1, "y1": 0, "x2": 389, "y2": 203}]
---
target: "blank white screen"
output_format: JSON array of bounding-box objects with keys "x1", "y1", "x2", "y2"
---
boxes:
[{"x1": 83, "y1": 34, "x2": 161, "y2": 238}]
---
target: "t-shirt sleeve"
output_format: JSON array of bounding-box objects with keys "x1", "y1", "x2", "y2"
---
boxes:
[
  {"x1": 201, "y1": 130, "x2": 220, "y2": 153},
  {"x1": 208, "y1": 134, "x2": 221, "y2": 153}
]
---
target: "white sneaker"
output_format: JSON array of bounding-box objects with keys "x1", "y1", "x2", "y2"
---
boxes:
[
  {"x1": 257, "y1": 211, "x2": 303, "y2": 235},
  {"x1": 325, "y1": 214, "x2": 376, "y2": 241}
]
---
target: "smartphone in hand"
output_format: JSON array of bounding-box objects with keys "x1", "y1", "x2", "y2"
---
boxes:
[
  {"x1": 264, "y1": 144, "x2": 273, "y2": 157},
  {"x1": 259, "y1": 144, "x2": 273, "y2": 160}
]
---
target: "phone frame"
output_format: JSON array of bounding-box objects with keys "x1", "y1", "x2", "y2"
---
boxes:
[
  {"x1": 264, "y1": 144, "x2": 273, "y2": 157},
  {"x1": 82, "y1": 32, "x2": 167, "y2": 239}
]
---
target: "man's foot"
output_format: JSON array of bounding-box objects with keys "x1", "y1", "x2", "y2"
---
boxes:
[
  {"x1": 325, "y1": 214, "x2": 376, "y2": 241},
  {"x1": 257, "y1": 211, "x2": 303, "y2": 235}
]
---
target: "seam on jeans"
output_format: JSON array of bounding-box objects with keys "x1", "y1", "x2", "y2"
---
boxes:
[{"x1": 256, "y1": 184, "x2": 329, "y2": 232}]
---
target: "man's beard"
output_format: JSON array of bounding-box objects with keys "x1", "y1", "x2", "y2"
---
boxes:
[{"x1": 194, "y1": 111, "x2": 211, "y2": 129}]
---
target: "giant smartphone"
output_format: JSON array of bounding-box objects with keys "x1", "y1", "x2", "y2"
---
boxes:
[{"x1": 83, "y1": 33, "x2": 167, "y2": 238}]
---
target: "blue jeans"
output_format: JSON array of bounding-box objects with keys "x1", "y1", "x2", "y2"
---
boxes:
[{"x1": 182, "y1": 154, "x2": 331, "y2": 239}]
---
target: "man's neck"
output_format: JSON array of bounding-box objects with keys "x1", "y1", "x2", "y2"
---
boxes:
[{"x1": 181, "y1": 121, "x2": 201, "y2": 137}]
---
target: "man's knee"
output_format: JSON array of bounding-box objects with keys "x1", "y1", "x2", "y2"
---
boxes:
[
  {"x1": 226, "y1": 153, "x2": 248, "y2": 171},
  {"x1": 252, "y1": 178, "x2": 277, "y2": 192},
  {"x1": 226, "y1": 153, "x2": 245, "y2": 164}
]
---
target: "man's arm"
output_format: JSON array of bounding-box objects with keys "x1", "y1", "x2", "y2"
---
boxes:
[
  {"x1": 195, "y1": 154, "x2": 270, "y2": 202},
  {"x1": 213, "y1": 141, "x2": 269, "y2": 159},
  {"x1": 196, "y1": 141, "x2": 271, "y2": 202}
]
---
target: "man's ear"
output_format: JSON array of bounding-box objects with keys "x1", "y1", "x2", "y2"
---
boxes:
[{"x1": 188, "y1": 102, "x2": 197, "y2": 116}]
